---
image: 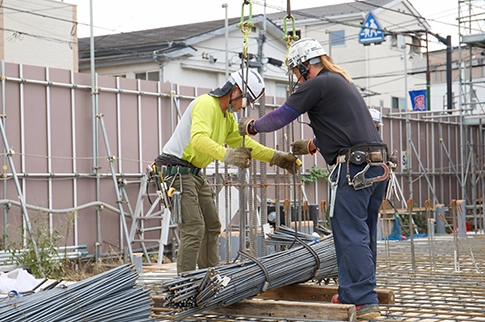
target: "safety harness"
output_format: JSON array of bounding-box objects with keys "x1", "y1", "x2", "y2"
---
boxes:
[{"x1": 328, "y1": 143, "x2": 390, "y2": 217}]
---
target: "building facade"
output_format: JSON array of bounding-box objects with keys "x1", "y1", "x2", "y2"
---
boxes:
[
  {"x1": 0, "y1": 0, "x2": 78, "y2": 71},
  {"x1": 77, "y1": 0, "x2": 431, "y2": 109}
]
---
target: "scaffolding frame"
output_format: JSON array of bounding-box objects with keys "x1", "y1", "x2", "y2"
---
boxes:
[
  {"x1": 456, "y1": 0, "x2": 485, "y2": 229},
  {"x1": 0, "y1": 59, "x2": 484, "y2": 265}
]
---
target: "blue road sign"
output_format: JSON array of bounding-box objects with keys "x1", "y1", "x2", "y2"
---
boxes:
[{"x1": 359, "y1": 12, "x2": 385, "y2": 45}]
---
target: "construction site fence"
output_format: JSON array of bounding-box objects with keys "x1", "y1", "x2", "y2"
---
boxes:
[{"x1": 0, "y1": 61, "x2": 482, "y2": 257}]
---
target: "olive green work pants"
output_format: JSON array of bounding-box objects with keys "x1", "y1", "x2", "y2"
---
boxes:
[{"x1": 169, "y1": 172, "x2": 221, "y2": 274}]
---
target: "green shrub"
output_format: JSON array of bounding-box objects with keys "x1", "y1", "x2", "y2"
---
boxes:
[
  {"x1": 301, "y1": 165, "x2": 328, "y2": 183},
  {"x1": 5, "y1": 211, "x2": 75, "y2": 279}
]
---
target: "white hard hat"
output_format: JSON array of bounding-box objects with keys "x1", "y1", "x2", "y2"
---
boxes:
[
  {"x1": 230, "y1": 68, "x2": 265, "y2": 105},
  {"x1": 369, "y1": 108, "x2": 383, "y2": 125},
  {"x1": 287, "y1": 38, "x2": 327, "y2": 71}
]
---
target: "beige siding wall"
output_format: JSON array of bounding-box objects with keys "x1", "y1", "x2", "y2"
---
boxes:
[{"x1": 2, "y1": 0, "x2": 77, "y2": 70}]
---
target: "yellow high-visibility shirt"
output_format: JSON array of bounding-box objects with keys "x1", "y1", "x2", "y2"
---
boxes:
[{"x1": 162, "y1": 94, "x2": 274, "y2": 168}]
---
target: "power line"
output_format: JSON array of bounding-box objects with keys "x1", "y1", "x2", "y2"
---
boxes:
[{"x1": 0, "y1": 27, "x2": 73, "y2": 45}]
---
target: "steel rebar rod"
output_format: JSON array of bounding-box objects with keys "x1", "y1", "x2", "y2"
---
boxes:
[{"x1": 155, "y1": 231, "x2": 338, "y2": 320}]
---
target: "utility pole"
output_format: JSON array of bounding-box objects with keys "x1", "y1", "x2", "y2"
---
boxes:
[
  {"x1": 445, "y1": 36, "x2": 453, "y2": 112},
  {"x1": 400, "y1": 30, "x2": 453, "y2": 112},
  {"x1": 427, "y1": 32, "x2": 453, "y2": 111}
]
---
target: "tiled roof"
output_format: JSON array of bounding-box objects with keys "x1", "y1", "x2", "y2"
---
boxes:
[
  {"x1": 78, "y1": 17, "x2": 242, "y2": 58},
  {"x1": 78, "y1": 0, "x2": 398, "y2": 60},
  {"x1": 266, "y1": 0, "x2": 395, "y2": 21}
]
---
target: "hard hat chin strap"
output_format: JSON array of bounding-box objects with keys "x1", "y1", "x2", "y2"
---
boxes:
[
  {"x1": 227, "y1": 103, "x2": 238, "y2": 113},
  {"x1": 227, "y1": 86, "x2": 238, "y2": 113}
]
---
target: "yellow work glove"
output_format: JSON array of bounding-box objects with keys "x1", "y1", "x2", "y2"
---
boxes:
[
  {"x1": 270, "y1": 151, "x2": 301, "y2": 174},
  {"x1": 290, "y1": 139, "x2": 317, "y2": 155},
  {"x1": 224, "y1": 147, "x2": 252, "y2": 168}
]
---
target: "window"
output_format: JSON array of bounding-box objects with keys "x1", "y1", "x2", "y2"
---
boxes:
[
  {"x1": 147, "y1": 71, "x2": 159, "y2": 81},
  {"x1": 389, "y1": 34, "x2": 398, "y2": 48},
  {"x1": 276, "y1": 83, "x2": 289, "y2": 98},
  {"x1": 135, "y1": 72, "x2": 146, "y2": 80},
  {"x1": 392, "y1": 97, "x2": 398, "y2": 109},
  {"x1": 392, "y1": 97, "x2": 406, "y2": 109},
  {"x1": 331, "y1": 30, "x2": 345, "y2": 46},
  {"x1": 410, "y1": 35, "x2": 422, "y2": 55},
  {"x1": 135, "y1": 71, "x2": 160, "y2": 81}
]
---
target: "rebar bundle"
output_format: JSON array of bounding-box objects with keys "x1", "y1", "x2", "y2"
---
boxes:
[
  {"x1": 155, "y1": 232, "x2": 338, "y2": 321},
  {"x1": 265, "y1": 225, "x2": 321, "y2": 245},
  {"x1": 0, "y1": 264, "x2": 153, "y2": 322}
]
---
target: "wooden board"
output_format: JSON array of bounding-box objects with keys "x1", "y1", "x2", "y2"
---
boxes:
[
  {"x1": 257, "y1": 284, "x2": 395, "y2": 304},
  {"x1": 142, "y1": 262, "x2": 177, "y2": 272},
  {"x1": 208, "y1": 298, "x2": 356, "y2": 322},
  {"x1": 152, "y1": 283, "x2": 394, "y2": 321},
  {"x1": 380, "y1": 207, "x2": 430, "y2": 214}
]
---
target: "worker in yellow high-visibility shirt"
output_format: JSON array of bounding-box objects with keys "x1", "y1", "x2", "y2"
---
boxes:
[{"x1": 155, "y1": 68, "x2": 300, "y2": 274}]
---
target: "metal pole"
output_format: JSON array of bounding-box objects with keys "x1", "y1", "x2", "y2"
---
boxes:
[
  {"x1": 446, "y1": 36, "x2": 452, "y2": 112},
  {"x1": 89, "y1": 0, "x2": 102, "y2": 254},
  {"x1": 0, "y1": 119, "x2": 41, "y2": 273},
  {"x1": 400, "y1": 34, "x2": 413, "y2": 200},
  {"x1": 426, "y1": 32, "x2": 430, "y2": 111},
  {"x1": 366, "y1": 45, "x2": 369, "y2": 105},
  {"x1": 257, "y1": 1, "x2": 268, "y2": 256},
  {"x1": 223, "y1": 3, "x2": 229, "y2": 79},
  {"x1": 1, "y1": 61, "x2": 6, "y2": 250},
  {"x1": 89, "y1": 0, "x2": 97, "y2": 173}
]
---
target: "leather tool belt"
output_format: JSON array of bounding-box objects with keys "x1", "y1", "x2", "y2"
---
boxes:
[
  {"x1": 335, "y1": 143, "x2": 388, "y2": 165},
  {"x1": 334, "y1": 143, "x2": 389, "y2": 190}
]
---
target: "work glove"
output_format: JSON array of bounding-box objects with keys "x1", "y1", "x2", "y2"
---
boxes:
[
  {"x1": 224, "y1": 147, "x2": 252, "y2": 168},
  {"x1": 290, "y1": 139, "x2": 317, "y2": 155},
  {"x1": 270, "y1": 151, "x2": 301, "y2": 174},
  {"x1": 238, "y1": 117, "x2": 257, "y2": 136}
]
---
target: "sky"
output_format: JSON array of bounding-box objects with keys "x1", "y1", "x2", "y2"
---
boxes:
[{"x1": 64, "y1": 0, "x2": 463, "y2": 49}]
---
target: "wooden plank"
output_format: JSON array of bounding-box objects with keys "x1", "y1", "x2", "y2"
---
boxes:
[
  {"x1": 208, "y1": 298, "x2": 356, "y2": 322},
  {"x1": 257, "y1": 284, "x2": 395, "y2": 304},
  {"x1": 381, "y1": 207, "x2": 430, "y2": 214},
  {"x1": 151, "y1": 284, "x2": 395, "y2": 309},
  {"x1": 142, "y1": 262, "x2": 176, "y2": 272},
  {"x1": 152, "y1": 295, "x2": 165, "y2": 308}
]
